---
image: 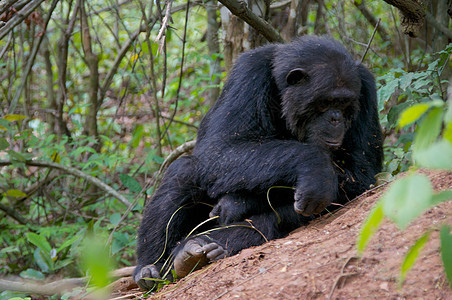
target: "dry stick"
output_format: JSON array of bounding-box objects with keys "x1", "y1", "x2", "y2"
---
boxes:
[
  {"x1": 0, "y1": 278, "x2": 85, "y2": 296},
  {"x1": 361, "y1": 18, "x2": 380, "y2": 64},
  {"x1": 0, "y1": 159, "x2": 132, "y2": 207},
  {"x1": 0, "y1": 267, "x2": 135, "y2": 296},
  {"x1": 8, "y1": 0, "x2": 59, "y2": 114}
]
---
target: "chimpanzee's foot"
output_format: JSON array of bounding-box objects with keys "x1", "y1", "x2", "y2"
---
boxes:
[
  {"x1": 173, "y1": 237, "x2": 227, "y2": 278},
  {"x1": 134, "y1": 264, "x2": 162, "y2": 290}
]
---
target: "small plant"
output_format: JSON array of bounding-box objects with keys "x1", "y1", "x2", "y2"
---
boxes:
[{"x1": 357, "y1": 44, "x2": 452, "y2": 287}]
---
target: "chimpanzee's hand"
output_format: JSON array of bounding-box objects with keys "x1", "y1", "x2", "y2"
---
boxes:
[
  {"x1": 294, "y1": 153, "x2": 337, "y2": 216},
  {"x1": 209, "y1": 194, "x2": 248, "y2": 224}
]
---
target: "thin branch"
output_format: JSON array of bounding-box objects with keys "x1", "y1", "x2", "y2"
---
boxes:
[
  {"x1": 160, "y1": 0, "x2": 190, "y2": 141},
  {"x1": 218, "y1": 0, "x2": 285, "y2": 43},
  {"x1": 0, "y1": 160, "x2": 132, "y2": 207},
  {"x1": 0, "y1": 202, "x2": 27, "y2": 224},
  {"x1": 100, "y1": 28, "x2": 143, "y2": 100},
  {"x1": 8, "y1": 0, "x2": 59, "y2": 114},
  {"x1": 0, "y1": 0, "x2": 46, "y2": 40},
  {"x1": 361, "y1": 18, "x2": 380, "y2": 63}
]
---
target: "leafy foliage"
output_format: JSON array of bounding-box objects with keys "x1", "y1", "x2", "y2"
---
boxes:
[
  {"x1": 0, "y1": 0, "x2": 451, "y2": 296},
  {"x1": 358, "y1": 44, "x2": 452, "y2": 286}
]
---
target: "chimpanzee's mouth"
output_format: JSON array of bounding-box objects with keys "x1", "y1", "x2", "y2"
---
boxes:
[{"x1": 325, "y1": 141, "x2": 341, "y2": 149}]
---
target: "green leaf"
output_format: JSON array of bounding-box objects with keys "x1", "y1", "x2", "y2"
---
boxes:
[
  {"x1": 444, "y1": 121, "x2": 452, "y2": 143},
  {"x1": 381, "y1": 174, "x2": 433, "y2": 229},
  {"x1": 20, "y1": 268, "x2": 45, "y2": 280},
  {"x1": 357, "y1": 201, "x2": 384, "y2": 254},
  {"x1": 26, "y1": 232, "x2": 52, "y2": 253},
  {"x1": 398, "y1": 103, "x2": 430, "y2": 128},
  {"x1": 440, "y1": 226, "x2": 452, "y2": 287},
  {"x1": 6, "y1": 189, "x2": 27, "y2": 198},
  {"x1": 0, "y1": 137, "x2": 9, "y2": 150},
  {"x1": 3, "y1": 114, "x2": 27, "y2": 122},
  {"x1": 109, "y1": 213, "x2": 121, "y2": 226},
  {"x1": 413, "y1": 107, "x2": 444, "y2": 151},
  {"x1": 119, "y1": 174, "x2": 142, "y2": 193},
  {"x1": 33, "y1": 248, "x2": 51, "y2": 273},
  {"x1": 131, "y1": 125, "x2": 144, "y2": 148},
  {"x1": 413, "y1": 140, "x2": 452, "y2": 169},
  {"x1": 431, "y1": 190, "x2": 452, "y2": 205},
  {"x1": 111, "y1": 232, "x2": 130, "y2": 255},
  {"x1": 57, "y1": 235, "x2": 81, "y2": 254},
  {"x1": 81, "y1": 234, "x2": 115, "y2": 288},
  {"x1": 400, "y1": 231, "x2": 431, "y2": 285}
]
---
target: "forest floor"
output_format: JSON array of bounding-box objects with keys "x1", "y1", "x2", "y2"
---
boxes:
[{"x1": 111, "y1": 170, "x2": 452, "y2": 300}]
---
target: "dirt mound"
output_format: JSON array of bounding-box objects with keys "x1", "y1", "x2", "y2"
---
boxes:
[{"x1": 116, "y1": 170, "x2": 452, "y2": 299}]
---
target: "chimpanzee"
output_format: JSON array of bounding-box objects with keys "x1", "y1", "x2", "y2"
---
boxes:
[{"x1": 134, "y1": 35, "x2": 383, "y2": 290}]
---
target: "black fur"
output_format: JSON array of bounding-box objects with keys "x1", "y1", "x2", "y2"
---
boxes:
[{"x1": 134, "y1": 36, "x2": 383, "y2": 289}]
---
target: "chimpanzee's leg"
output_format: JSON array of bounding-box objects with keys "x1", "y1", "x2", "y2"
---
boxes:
[{"x1": 134, "y1": 156, "x2": 211, "y2": 290}]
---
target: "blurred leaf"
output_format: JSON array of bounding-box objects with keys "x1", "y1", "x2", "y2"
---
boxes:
[
  {"x1": 153, "y1": 155, "x2": 164, "y2": 164},
  {"x1": 8, "y1": 150, "x2": 27, "y2": 162},
  {"x1": 26, "y1": 232, "x2": 51, "y2": 253},
  {"x1": 111, "y1": 232, "x2": 130, "y2": 255},
  {"x1": 81, "y1": 234, "x2": 115, "y2": 288},
  {"x1": 413, "y1": 107, "x2": 443, "y2": 151},
  {"x1": 119, "y1": 174, "x2": 142, "y2": 193},
  {"x1": 109, "y1": 213, "x2": 121, "y2": 226},
  {"x1": 131, "y1": 125, "x2": 144, "y2": 149},
  {"x1": 33, "y1": 248, "x2": 50, "y2": 273},
  {"x1": 57, "y1": 235, "x2": 81, "y2": 254},
  {"x1": 357, "y1": 202, "x2": 384, "y2": 254},
  {"x1": 413, "y1": 140, "x2": 452, "y2": 169},
  {"x1": 398, "y1": 103, "x2": 430, "y2": 128},
  {"x1": 0, "y1": 137, "x2": 9, "y2": 150},
  {"x1": 400, "y1": 231, "x2": 430, "y2": 285},
  {"x1": 388, "y1": 103, "x2": 410, "y2": 128},
  {"x1": 20, "y1": 268, "x2": 45, "y2": 280},
  {"x1": 51, "y1": 152, "x2": 61, "y2": 163},
  {"x1": 444, "y1": 121, "x2": 452, "y2": 143},
  {"x1": 3, "y1": 114, "x2": 27, "y2": 122},
  {"x1": 431, "y1": 190, "x2": 452, "y2": 205},
  {"x1": 440, "y1": 226, "x2": 452, "y2": 287},
  {"x1": 7, "y1": 189, "x2": 27, "y2": 198},
  {"x1": 381, "y1": 174, "x2": 432, "y2": 229}
]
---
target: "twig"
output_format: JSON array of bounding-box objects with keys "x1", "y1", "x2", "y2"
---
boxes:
[
  {"x1": 0, "y1": 159, "x2": 132, "y2": 207},
  {"x1": 155, "y1": 0, "x2": 172, "y2": 41},
  {"x1": 0, "y1": 0, "x2": 47, "y2": 40},
  {"x1": 160, "y1": 0, "x2": 190, "y2": 141},
  {"x1": 361, "y1": 18, "x2": 380, "y2": 63},
  {"x1": 7, "y1": 0, "x2": 59, "y2": 114}
]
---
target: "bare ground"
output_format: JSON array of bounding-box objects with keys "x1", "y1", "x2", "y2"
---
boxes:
[{"x1": 113, "y1": 170, "x2": 452, "y2": 299}]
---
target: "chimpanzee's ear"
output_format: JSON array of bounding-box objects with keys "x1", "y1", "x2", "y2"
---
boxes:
[{"x1": 286, "y1": 68, "x2": 309, "y2": 85}]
